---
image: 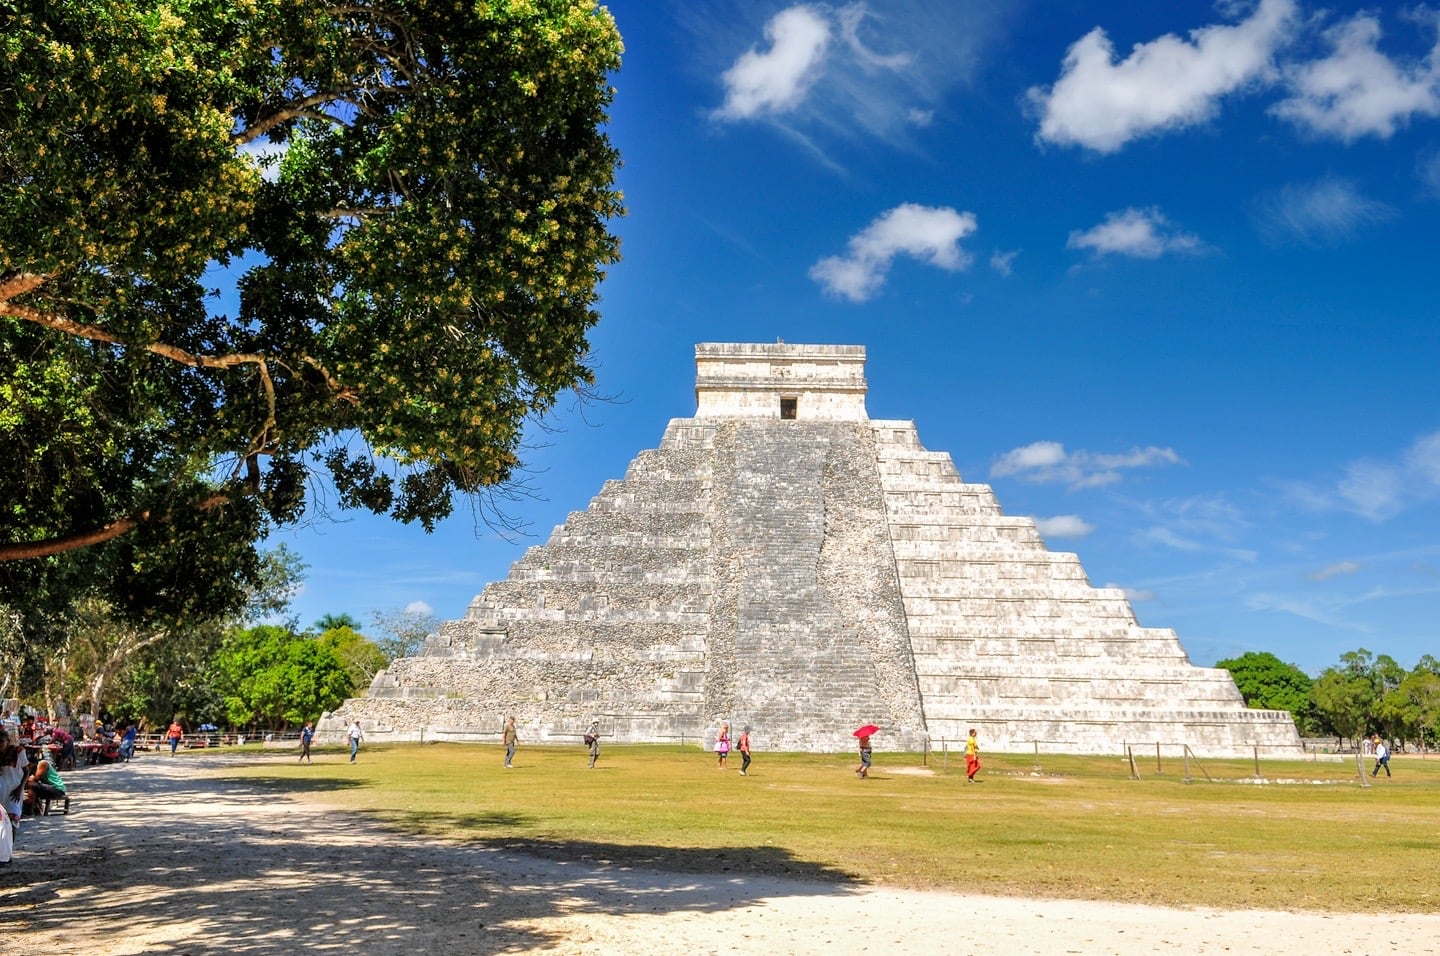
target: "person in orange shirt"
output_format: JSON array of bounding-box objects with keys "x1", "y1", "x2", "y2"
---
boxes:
[{"x1": 166, "y1": 719, "x2": 184, "y2": 755}]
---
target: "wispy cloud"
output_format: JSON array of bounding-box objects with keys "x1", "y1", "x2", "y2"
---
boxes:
[
  {"x1": 705, "y1": 2, "x2": 1009, "y2": 147},
  {"x1": 1133, "y1": 494, "x2": 1258, "y2": 562},
  {"x1": 1309, "y1": 560, "x2": 1362, "y2": 581},
  {"x1": 1246, "y1": 592, "x2": 1371, "y2": 631},
  {"x1": 991, "y1": 440, "x2": 1184, "y2": 489},
  {"x1": 1067, "y1": 207, "x2": 1207, "y2": 259},
  {"x1": 1028, "y1": 0, "x2": 1297, "y2": 153},
  {"x1": 1112, "y1": 585, "x2": 1157, "y2": 603},
  {"x1": 810, "y1": 203, "x2": 977, "y2": 301},
  {"x1": 1271, "y1": 11, "x2": 1440, "y2": 141},
  {"x1": 712, "y1": 5, "x2": 832, "y2": 121},
  {"x1": 1252, "y1": 175, "x2": 1396, "y2": 246},
  {"x1": 1035, "y1": 514, "x2": 1094, "y2": 538},
  {"x1": 1284, "y1": 429, "x2": 1440, "y2": 520},
  {"x1": 989, "y1": 248, "x2": 1021, "y2": 276},
  {"x1": 1420, "y1": 148, "x2": 1440, "y2": 199},
  {"x1": 404, "y1": 600, "x2": 435, "y2": 616}
]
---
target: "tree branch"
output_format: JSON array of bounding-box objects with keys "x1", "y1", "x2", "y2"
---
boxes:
[
  {"x1": 233, "y1": 93, "x2": 355, "y2": 145},
  {"x1": 0, "y1": 493, "x2": 231, "y2": 562}
]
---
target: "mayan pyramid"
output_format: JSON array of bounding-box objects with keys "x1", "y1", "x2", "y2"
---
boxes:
[{"x1": 324, "y1": 343, "x2": 1301, "y2": 756}]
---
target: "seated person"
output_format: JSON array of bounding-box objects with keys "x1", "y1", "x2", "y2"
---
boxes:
[{"x1": 24, "y1": 755, "x2": 66, "y2": 815}]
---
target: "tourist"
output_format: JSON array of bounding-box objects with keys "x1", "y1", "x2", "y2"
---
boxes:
[
  {"x1": 25, "y1": 752, "x2": 67, "y2": 815},
  {"x1": 503, "y1": 716, "x2": 518, "y2": 768},
  {"x1": 49, "y1": 725, "x2": 76, "y2": 769},
  {"x1": 1, "y1": 730, "x2": 29, "y2": 826},
  {"x1": 1371, "y1": 735, "x2": 1391, "y2": 778},
  {"x1": 585, "y1": 720, "x2": 600, "y2": 768},
  {"x1": 166, "y1": 717, "x2": 184, "y2": 755},
  {"x1": 299, "y1": 721, "x2": 314, "y2": 763},
  {"x1": 738, "y1": 726, "x2": 752, "y2": 776},
  {"x1": 965, "y1": 728, "x2": 981, "y2": 783},
  {"x1": 347, "y1": 721, "x2": 363, "y2": 763},
  {"x1": 716, "y1": 722, "x2": 730, "y2": 770},
  {"x1": 856, "y1": 733, "x2": 872, "y2": 778},
  {"x1": 118, "y1": 723, "x2": 137, "y2": 762}
]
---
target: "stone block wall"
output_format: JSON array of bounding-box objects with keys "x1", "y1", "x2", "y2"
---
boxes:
[{"x1": 320, "y1": 344, "x2": 1302, "y2": 758}]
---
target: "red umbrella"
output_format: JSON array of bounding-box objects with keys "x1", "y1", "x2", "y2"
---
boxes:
[{"x1": 853, "y1": 724, "x2": 879, "y2": 738}]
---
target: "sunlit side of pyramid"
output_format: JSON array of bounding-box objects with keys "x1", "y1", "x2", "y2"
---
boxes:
[{"x1": 325, "y1": 343, "x2": 1301, "y2": 755}]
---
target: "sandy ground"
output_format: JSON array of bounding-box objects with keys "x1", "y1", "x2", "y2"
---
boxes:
[{"x1": 1, "y1": 754, "x2": 1436, "y2": 955}]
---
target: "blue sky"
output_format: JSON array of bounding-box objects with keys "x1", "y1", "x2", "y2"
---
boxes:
[{"x1": 278, "y1": 0, "x2": 1440, "y2": 676}]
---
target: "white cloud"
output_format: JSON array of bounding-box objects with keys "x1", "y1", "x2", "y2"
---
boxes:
[
  {"x1": 1286, "y1": 429, "x2": 1440, "y2": 520},
  {"x1": 703, "y1": 3, "x2": 1009, "y2": 147},
  {"x1": 713, "y1": 5, "x2": 832, "y2": 120},
  {"x1": 1271, "y1": 13, "x2": 1440, "y2": 141},
  {"x1": 1309, "y1": 561, "x2": 1362, "y2": 581},
  {"x1": 1067, "y1": 207, "x2": 1206, "y2": 259},
  {"x1": 989, "y1": 248, "x2": 1020, "y2": 276},
  {"x1": 1117, "y1": 586, "x2": 1157, "y2": 603},
  {"x1": 810, "y1": 203, "x2": 977, "y2": 302},
  {"x1": 404, "y1": 600, "x2": 435, "y2": 616},
  {"x1": 1029, "y1": 0, "x2": 1297, "y2": 153},
  {"x1": 991, "y1": 440, "x2": 1184, "y2": 489},
  {"x1": 1252, "y1": 175, "x2": 1396, "y2": 246},
  {"x1": 1035, "y1": 514, "x2": 1095, "y2": 538}
]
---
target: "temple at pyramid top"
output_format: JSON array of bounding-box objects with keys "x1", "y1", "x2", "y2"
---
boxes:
[
  {"x1": 694, "y1": 342, "x2": 868, "y2": 420},
  {"x1": 324, "y1": 341, "x2": 1303, "y2": 757}
]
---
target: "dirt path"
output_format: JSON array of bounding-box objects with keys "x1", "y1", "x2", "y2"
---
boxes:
[{"x1": 1, "y1": 754, "x2": 1432, "y2": 955}]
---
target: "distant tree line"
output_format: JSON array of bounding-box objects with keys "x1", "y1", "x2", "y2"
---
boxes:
[
  {"x1": 0, "y1": 545, "x2": 437, "y2": 734},
  {"x1": 1218, "y1": 649, "x2": 1440, "y2": 749}
]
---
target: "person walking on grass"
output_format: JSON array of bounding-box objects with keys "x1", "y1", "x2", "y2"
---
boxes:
[
  {"x1": 716, "y1": 722, "x2": 730, "y2": 770},
  {"x1": 738, "y1": 726, "x2": 752, "y2": 776},
  {"x1": 855, "y1": 733, "x2": 872, "y2": 779},
  {"x1": 503, "y1": 717, "x2": 519, "y2": 768},
  {"x1": 298, "y1": 721, "x2": 314, "y2": 763},
  {"x1": 1371, "y1": 735, "x2": 1391, "y2": 777},
  {"x1": 585, "y1": 720, "x2": 600, "y2": 768},
  {"x1": 347, "y1": 721, "x2": 363, "y2": 763},
  {"x1": 965, "y1": 728, "x2": 981, "y2": 783}
]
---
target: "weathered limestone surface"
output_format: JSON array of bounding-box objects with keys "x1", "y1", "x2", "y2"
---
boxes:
[{"x1": 322, "y1": 343, "x2": 1302, "y2": 757}]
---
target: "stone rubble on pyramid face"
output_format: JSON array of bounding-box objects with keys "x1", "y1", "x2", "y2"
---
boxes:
[{"x1": 320, "y1": 343, "x2": 1302, "y2": 757}]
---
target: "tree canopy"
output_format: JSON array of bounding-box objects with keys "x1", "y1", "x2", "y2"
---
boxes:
[
  {"x1": 0, "y1": 0, "x2": 624, "y2": 627},
  {"x1": 1216, "y1": 650, "x2": 1317, "y2": 734}
]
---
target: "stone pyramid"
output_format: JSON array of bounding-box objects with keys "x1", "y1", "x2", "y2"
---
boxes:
[{"x1": 326, "y1": 343, "x2": 1301, "y2": 756}]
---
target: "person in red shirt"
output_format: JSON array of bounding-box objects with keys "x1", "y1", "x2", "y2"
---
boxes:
[{"x1": 166, "y1": 719, "x2": 184, "y2": 755}]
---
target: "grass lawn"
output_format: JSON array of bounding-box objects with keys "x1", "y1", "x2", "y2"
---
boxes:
[{"x1": 217, "y1": 743, "x2": 1439, "y2": 912}]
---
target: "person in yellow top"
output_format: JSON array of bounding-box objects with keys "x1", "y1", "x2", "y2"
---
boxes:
[{"x1": 965, "y1": 728, "x2": 981, "y2": 783}]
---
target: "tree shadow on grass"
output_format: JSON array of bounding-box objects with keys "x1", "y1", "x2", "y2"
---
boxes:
[{"x1": 0, "y1": 753, "x2": 863, "y2": 955}]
